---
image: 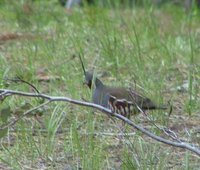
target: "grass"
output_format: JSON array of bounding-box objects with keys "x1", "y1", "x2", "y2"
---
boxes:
[{"x1": 0, "y1": 0, "x2": 200, "y2": 169}]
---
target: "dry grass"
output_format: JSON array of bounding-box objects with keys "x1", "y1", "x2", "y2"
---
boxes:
[{"x1": 0, "y1": 1, "x2": 200, "y2": 169}]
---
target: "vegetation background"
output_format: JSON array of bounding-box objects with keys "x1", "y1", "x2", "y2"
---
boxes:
[{"x1": 0, "y1": 0, "x2": 199, "y2": 169}]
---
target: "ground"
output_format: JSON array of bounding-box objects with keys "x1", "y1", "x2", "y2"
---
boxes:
[{"x1": 0, "y1": 1, "x2": 200, "y2": 169}]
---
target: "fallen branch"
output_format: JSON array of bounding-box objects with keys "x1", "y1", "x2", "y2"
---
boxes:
[{"x1": 0, "y1": 89, "x2": 200, "y2": 156}]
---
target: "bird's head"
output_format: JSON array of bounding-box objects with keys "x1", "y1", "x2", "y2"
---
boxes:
[
  {"x1": 78, "y1": 54, "x2": 103, "y2": 89},
  {"x1": 84, "y1": 71, "x2": 104, "y2": 89},
  {"x1": 84, "y1": 71, "x2": 94, "y2": 89}
]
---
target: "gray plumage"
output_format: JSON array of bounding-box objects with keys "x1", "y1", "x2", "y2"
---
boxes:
[
  {"x1": 78, "y1": 54, "x2": 170, "y2": 118},
  {"x1": 84, "y1": 71, "x2": 169, "y2": 118}
]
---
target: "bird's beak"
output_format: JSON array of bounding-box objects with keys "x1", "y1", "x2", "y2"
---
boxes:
[{"x1": 83, "y1": 81, "x2": 87, "y2": 85}]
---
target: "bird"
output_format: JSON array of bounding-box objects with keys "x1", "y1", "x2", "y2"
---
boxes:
[{"x1": 78, "y1": 55, "x2": 171, "y2": 119}]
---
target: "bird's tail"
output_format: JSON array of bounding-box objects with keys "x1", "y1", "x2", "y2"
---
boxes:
[{"x1": 155, "y1": 101, "x2": 173, "y2": 116}]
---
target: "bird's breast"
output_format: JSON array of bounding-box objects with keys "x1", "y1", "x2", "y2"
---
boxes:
[{"x1": 92, "y1": 88, "x2": 109, "y2": 108}]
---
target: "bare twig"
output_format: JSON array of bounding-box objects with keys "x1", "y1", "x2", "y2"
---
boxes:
[
  {"x1": 135, "y1": 104, "x2": 182, "y2": 142},
  {"x1": 3, "y1": 76, "x2": 40, "y2": 94},
  {"x1": 0, "y1": 89, "x2": 200, "y2": 156}
]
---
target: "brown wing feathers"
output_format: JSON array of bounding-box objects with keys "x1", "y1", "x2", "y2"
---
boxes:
[{"x1": 78, "y1": 55, "x2": 170, "y2": 119}]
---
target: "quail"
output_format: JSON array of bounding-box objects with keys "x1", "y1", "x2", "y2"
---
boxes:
[
  {"x1": 85, "y1": 71, "x2": 171, "y2": 118},
  {"x1": 79, "y1": 55, "x2": 171, "y2": 118}
]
